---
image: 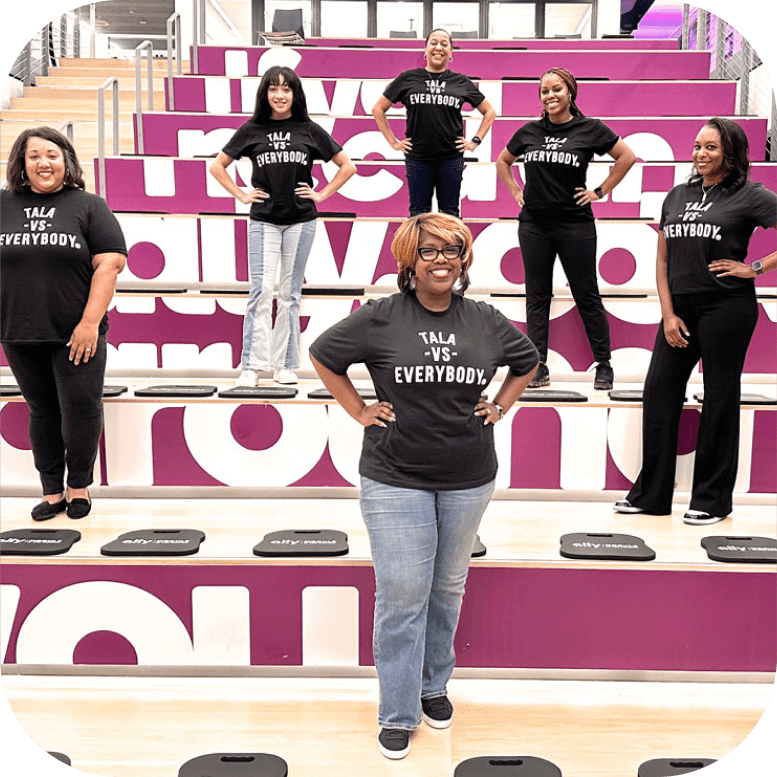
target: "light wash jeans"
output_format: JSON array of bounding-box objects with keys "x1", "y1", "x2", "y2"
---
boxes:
[
  {"x1": 243, "y1": 219, "x2": 316, "y2": 371},
  {"x1": 359, "y1": 475, "x2": 496, "y2": 729}
]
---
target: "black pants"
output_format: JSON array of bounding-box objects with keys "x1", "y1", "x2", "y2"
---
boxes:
[
  {"x1": 518, "y1": 218, "x2": 611, "y2": 364},
  {"x1": 3, "y1": 336, "x2": 107, "y2": 494},
  {"x1": 627, "y1": 289, "x2": 758, "y2": 516}
]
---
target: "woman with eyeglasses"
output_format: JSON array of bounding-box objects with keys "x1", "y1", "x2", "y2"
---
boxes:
[
  {"x1": 309, "y1": 213, "x2": 538, "y2": 759},
  {"x1": 372, "y1": 28, "x2": 496, "y2": 218}
]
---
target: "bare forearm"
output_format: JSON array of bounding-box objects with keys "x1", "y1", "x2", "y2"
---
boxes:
[
  {"x1": 310, "y1": 355, "x2": 366, "y2": 420},
  {"x1": 493, "y1": 369, "x2": 537, "y2": 410},
  {"x1": 81, "y1": 262, "x2": 122, "y2": 325}
]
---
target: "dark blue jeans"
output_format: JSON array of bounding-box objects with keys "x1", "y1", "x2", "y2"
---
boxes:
[
  {"x1": 405, "y1": 156, "x2": 465, "y2": 218},
  {"x1": 3, "y1": 336, "x2": 106, "y2": 494}
]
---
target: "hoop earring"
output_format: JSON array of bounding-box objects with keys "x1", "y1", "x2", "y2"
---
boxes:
[
  {"x1": 409, "y1": 269, "x2": 416, "y2": 290},
  {"x1": 20, "y1": 168, "x2": 27, "y2": 182}
]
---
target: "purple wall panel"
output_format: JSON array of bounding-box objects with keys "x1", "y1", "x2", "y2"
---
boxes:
[
  {"x1": 2, "y1": 563, "x2": 774, "y2": 671},
  {"x1": 170, "y1": 77, "x2": 737, "y2": 117},
  {"x1": 139, "y1": 113, "x2": 768, "y2": 162},
  {"x1": 100, "y1": 157, "x2": 777, "y2": 221},
  {"x1": 194, "y1": 46, "x2": 711, "y2": 80},
  {"x1": 302, "y1": 37, "x2": 681, "y2": 50}
]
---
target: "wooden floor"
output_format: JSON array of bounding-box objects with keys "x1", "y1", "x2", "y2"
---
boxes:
[
  {"x1": 1, "y1": 674, "x2": 773, "y2": 776},
  {"x1": 1, "y1": 495, "x2": 775, "y2": 572}
]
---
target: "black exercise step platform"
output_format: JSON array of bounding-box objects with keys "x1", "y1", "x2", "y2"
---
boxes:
[
  {"x1": 0, "y1": 384, "x2": 22, "y2": 396},
  {"x1": 218, "y1": 386, "x2": 298, "y2": 399},
  {"x1": 0, "y1": 529, "x2": 81, "y2": 557},
  {"x1": 178, "y1": 752, "x2": 288, "y2": 777},
  {"x1": 103, "y1": 385, "x2": 129, "y2": 397},
  {"x1": 455, "y1": 755, "x2": 562, "y2": 776},
  {"x1": 609, "y1": 389, "x2": 687, "y2": 402},
  {"x1": 701, "y1": 536, "x2": 777, "y2": 564},
  {"x1": 638, "y1": 757, "x2": 716, "y2": 776},
  {"x1": 302, "y1": 285, "x2": 365, "y2": 295},
  {"x1": 101, "y1": 529, "x2": 206, "y2": 557},
  {"x1": 560, "y1": 533, "x2": 656, "y2": 561},
  {"x1": 307, "y1": 387, "x2": 378, "y2": 400},
  {"x1": 519, "y1": 389, "x2": 587, "y2": 403},
  {"x1": 254, "y1": 529, "x2": 349, "y2": 557},
  {"x1": 133, "y1": 385, "x2": 218, "y2": 397},
  {"x1": 694, "y1": 392, "x2": 777, "y2": 405},
  {"x1": 48, "y1": 752, "x2": 71, "y2": 766}
]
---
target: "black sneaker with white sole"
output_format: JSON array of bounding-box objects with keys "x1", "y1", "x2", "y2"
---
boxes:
[
  {"x1": 377, "y1": 728, "x2": 410, "y2": 759},
  {"x1": 613, "y1": 499, "x2": 644, "y2": 514},
  {"x1": 594, "y1": 361, "x2": 614, "y2": 390},
  {"x1": 529, "y1": 362, "x2": 550, "y2": 388},
  {"x1": 683, "y1": 511, "x2": 726, "y2": 526},
  {"x1": 421, "y1": 696, "x2": 454, "y2": 729}
]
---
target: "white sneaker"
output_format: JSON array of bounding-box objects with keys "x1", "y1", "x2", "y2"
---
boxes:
[
  {"x1": 235, "y1": 369, "x2": 259, "y2": 387},
  {"x1": 273, "y1": 368, "x2": 298, "y2": 385}
]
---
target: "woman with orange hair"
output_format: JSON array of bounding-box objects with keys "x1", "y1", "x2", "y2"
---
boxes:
[{"x1": 310, "y1": 213, "x2": 537, "y2": 759}]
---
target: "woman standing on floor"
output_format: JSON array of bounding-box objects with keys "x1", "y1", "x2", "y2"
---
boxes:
[
  {"x1": 496, "y1": 67, "x2": 636, "y2": 390},
  {"x1": 372, "y1": 28, "x2": 496, "y2": 218},
  {"x1": 210, "y1": 66, "x2": 355, "y2": 386},
  {"x1": 1, "y1": 126, "x2": 127, "y2": 520},
  {"x1": 309, "y1": 213, "x2": 538, "y2": 760},
  {"x1": 615, "y1": 117, "x2": 777, "y2": 525}
]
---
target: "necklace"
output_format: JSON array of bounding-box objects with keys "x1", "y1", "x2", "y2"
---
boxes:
[{"x1": 701, "y1": 181, "x2": 718, "y2": 204}]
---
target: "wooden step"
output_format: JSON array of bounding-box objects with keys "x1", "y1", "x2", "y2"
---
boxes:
[
  {"x1": 3, "y1": 674, "x2": 770, "y2": 777},
  {"x1": 11, "y1": 94, "x2": 167, "y2": 112},
  {"x1": 57, "y1": 57, "x2": 190, "y2": 71}
]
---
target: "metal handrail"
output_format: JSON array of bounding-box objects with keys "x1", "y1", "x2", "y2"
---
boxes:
[
  {"x1": 56, "y1": 120, "x2": 74, "y2": 144},
  {"x1": 166, "y1": 12, "x2": 183, "y2": 111},
  {"x1": 135, "y1": 40, "x2": 155, "y2": 154},
  {"x1": 97, "y1": 78, "x2": 119, "y2": 199},
  {"x1": 192, "y1": 0, "x2": 206, "y2": 77}
]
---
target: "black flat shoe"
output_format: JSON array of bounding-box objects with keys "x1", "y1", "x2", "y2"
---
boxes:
[
  {"x1": 31, "y1": 498, "x2": 68, "y2": 521},
  {"x1": 66, "y1": 497, "x2": 92, "y2": 520}
]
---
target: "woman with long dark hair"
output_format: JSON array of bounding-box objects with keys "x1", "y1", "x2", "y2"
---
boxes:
[
  {"x1": 496, "y1": 67, "x2": 636, "y2": 390},
  {"x1": 615, "y1": 117, "x2": 777, "y2": 525},
  {"x1": 209, "y1": 66, "x2": 355, "y2": 385}
]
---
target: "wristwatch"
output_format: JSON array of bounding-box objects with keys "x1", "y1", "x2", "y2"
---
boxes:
[
  {"x1": 493, "y1": 402, "x2": 505, "y2": 419},
  {"x1": 593, "y1": 187, "x2": 604, "y2": 199},
  {"x1": 471, "y1": 136, "x2": 482, "y2": 145},
  {"x1": 751, "y1": 260, "x2": 764, "y2": 276}
]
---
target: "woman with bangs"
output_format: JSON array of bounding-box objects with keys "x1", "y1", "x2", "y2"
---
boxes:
[
  {"x1": 210, "y1": 65, "x2": 355, "y2": 386},
  {"x1": 310, "y1": 213, "x2": 538, "y2": 759}
]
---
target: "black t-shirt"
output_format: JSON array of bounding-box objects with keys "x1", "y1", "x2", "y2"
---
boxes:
[
  {"x1": 383, "y1": 69, "x2": 486, "y2": 161},
  {"x1": 310, "y1": 292, "x2": 538, "y2": 491},
  {"x1": 506, "y1": 115, "x2": 619, "y2": 222},
  {"x1": 0, "y1": 187, "x2": 127, "y2": 343},
  {"x1": 222, "y1": 118, "x2": 343, "y2": 225},
  {"x1": 660, "y1": 181, "x2": 777, "y2": 295}
]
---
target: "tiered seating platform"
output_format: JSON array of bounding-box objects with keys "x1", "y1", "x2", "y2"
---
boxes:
[{"x1": 2, "y1": 30, "x2": 775, "y2": 777}]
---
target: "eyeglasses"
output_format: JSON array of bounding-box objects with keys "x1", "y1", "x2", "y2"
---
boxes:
[{"x1": 417, "y1": 244, "x2": 464, "y2": 261}]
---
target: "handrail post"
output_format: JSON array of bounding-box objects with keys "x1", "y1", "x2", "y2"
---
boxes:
[
  {"x1": 97, "y1": 77, "x2": 119, "y2": 200},
  {"x1": 166, "y1": 12, "x2": 182, "y2": 111},
  {"x1": 56, "y1": 120, "x2": 74, "y2": 144},
  {"x1": 135, "y1": 40, "x2": 154, "y2": 155},
  {"x1": 192, "y1": 0, "x2": 203, "y2": 77},
  {"x1": 90, "y1": 3, "x2": 96, "y2": 58}
]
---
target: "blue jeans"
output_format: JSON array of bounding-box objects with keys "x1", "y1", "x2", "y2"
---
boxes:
[
  {"x1": 359, "y1": 475, "x2": 495, "y2": 729},
  {"x1": 405, "y1": 156, "x2": 465, "y2": 218},
  {"x1": 243, "y1": 219, "x2": 316, "y2": 371}
]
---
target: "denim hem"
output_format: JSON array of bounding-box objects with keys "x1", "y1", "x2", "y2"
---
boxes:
[{"x1": 377, "y1": 721, "x2": 420, "y2": 732}]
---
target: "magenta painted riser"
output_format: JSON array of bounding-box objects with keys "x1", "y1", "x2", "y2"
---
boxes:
[
  {"x1": 97, "y1": 158, "x2": 777, "y2": 221},
  {"x1": 93, "y1": 214, "x2": 777, "y2": 294},
  {"x1": 193, "y1": 46, "x2": 711, "y2": 80},
  {"x1": 168, "y1": 77, "x2": 737, "y2": 118},
  {"x1": 1, "y1": 563, "x2": 774, "y2": 671},
  {"x1": 301, "y1": 37, "x2": 681, "y2": 50},
  {"x1": 138, "y1": 113, "x2": 768, "y2": 162},
  {"x1": 1, "y1": 400, "x2": 775, "y2": 492}
]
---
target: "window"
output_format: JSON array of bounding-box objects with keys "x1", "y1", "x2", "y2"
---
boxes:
[
  {"x1": 377, "y1": 1, "x2": 424, "y2": 37},
  {"x1": 321, "y1": 1, "x2": 369, "y2": 36}
]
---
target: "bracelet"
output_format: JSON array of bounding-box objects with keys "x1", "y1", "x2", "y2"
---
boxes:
[
  {"x1": 471, "y1": 136, "x2": 482, "y2": 145},
  {"x1": 493, "y1": 402, "x2": 505, "y2": 419}
]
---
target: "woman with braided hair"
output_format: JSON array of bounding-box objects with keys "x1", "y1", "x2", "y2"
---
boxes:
[{"x1": 496, "y1": 67, "x2": 636, "y2": 390}]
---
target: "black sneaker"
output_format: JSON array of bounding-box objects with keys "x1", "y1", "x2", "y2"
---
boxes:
[
  {"x1": 683, "y1": 510, "x2": 726, "y2": 526},
  {"x1": 377, "y1": 728, "x2": 410, "y2": 759},
  {"x1": 528, "y1": 362, "x2": 550, "y2": 388},
  {"x1": 421, "y1": 696, "x2": 454, "y2": 729},
  {"x1": 594, "y1": 361, "x2": 614, "y2": 390}
]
